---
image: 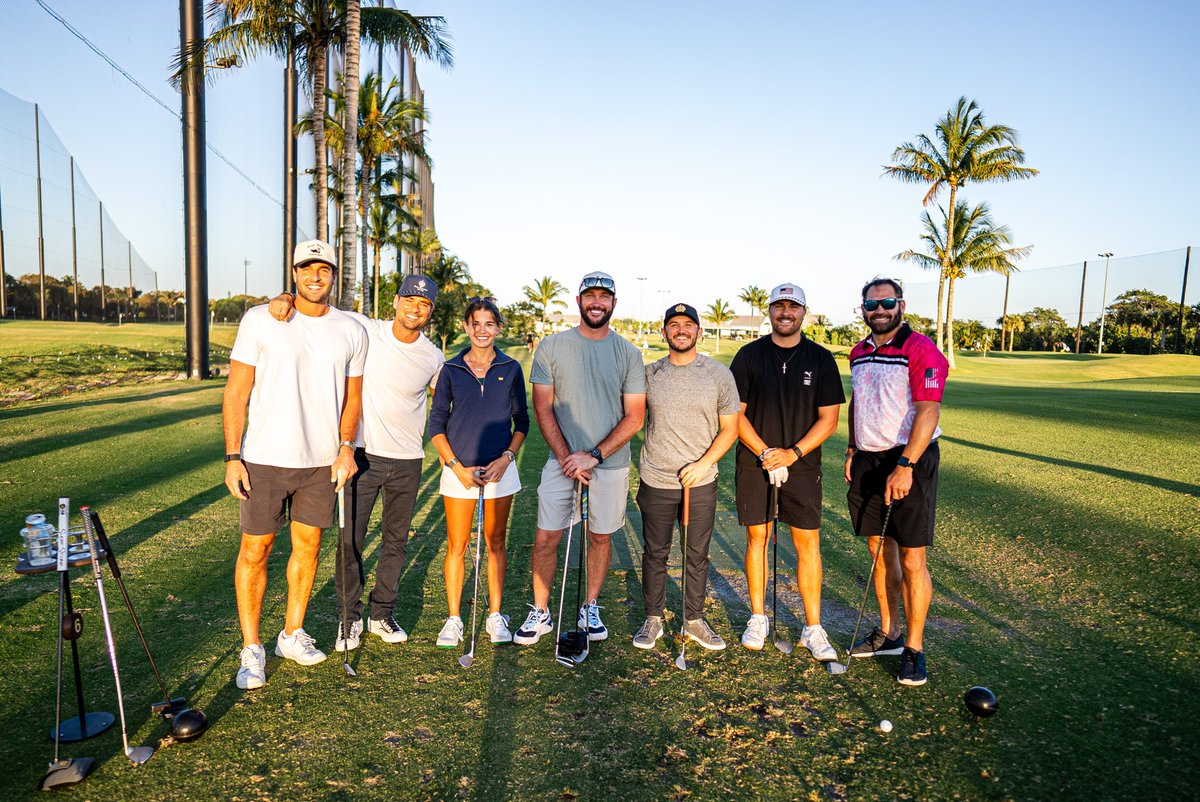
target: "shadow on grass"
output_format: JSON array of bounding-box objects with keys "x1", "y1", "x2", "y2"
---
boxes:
[
  {"x1": 942, "y1": 435, "x2": 1199, "y2": 497},
  {"x1": 0, "y1": 383, "x2": 215, "y2": 422},
  {"x1": 948, "y1": 382, "x2": 1198, "y2": 434},
  {"x1": 11, "y1": 403, "x2": 218, "y2": 464}
]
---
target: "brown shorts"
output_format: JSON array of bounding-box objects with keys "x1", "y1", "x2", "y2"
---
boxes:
[{"x1": 240, "y1": 462, "x2": 336, "y2": 535}]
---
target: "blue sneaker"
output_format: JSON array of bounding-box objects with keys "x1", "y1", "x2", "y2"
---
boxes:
[{"x1": 578, "y1": 600, "x2": 608, "y2": 642}]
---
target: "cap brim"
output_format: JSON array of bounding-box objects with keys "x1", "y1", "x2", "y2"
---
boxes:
[{"x1": 294, "y1": 258, "x2": 337, "y2": 269}]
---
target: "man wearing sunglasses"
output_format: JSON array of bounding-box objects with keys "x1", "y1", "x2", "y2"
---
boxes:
[
  {"x1": 515, "y1": 271, "x2": 647, "y2": 647},
  {"x1": 845, "y1": 277, "x2": 947, "y2": 687},
  {"x1": 729, "y1": 283, "x2": 845, "y2": 661}
]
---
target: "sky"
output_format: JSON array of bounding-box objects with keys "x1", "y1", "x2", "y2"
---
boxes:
[{"x1": 2, "y1": 0, "x2": 1198, "y2": 324}]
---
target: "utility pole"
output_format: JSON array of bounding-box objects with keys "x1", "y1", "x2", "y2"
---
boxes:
[
  {"x1": 0, "y1": 178, "x2": 8, "y2": 318},
  {"x1": 1178, "y1": 246, "x2": 1191, "y2": 354},
  {"x1": 99, "y1": 202, "x2": 107, "y2": 320},
  {"x1": 35, "y1": 103, "x2": 47, "y2": 320},
  {"x1": 1074, "y1": 261, "x2": 1087, "y2": 353},
  {"x1": 70, "y1": 157, "x2": 79, "y2": 320},
  {"x1": 283, "y1": 39, "x2": 298, "y2": 293},
  {"x1": 181, "y1": 0, "x2": 210, "y2": 379},
  {"x1": 1097, "y1": 252, "x2": 1113, "y2": 355}
]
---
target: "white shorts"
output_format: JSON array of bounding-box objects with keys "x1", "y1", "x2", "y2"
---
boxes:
[
  {"x1": 536, "y1": 459, "x2": 630, "y2": 535},
  {"x1": 439, "y1": 460, "x2": 522, "y2": 500}
]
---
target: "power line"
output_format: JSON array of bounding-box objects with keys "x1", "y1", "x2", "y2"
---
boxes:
[{"x1": 35, "y1": 0, "x2": 284, "y2": 208}]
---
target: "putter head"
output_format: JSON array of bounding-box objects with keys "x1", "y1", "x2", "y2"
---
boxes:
[
  {"x1": 125, "y1": 746, "x2": 154, "y2": 766},
  {"x1": 457, "y1": 654, "x2": 474, "y2": 669},
  {"x1": 774, "y1": 638, "x2": 794, "y2": 655},
  {"x1": 152, "y1": 697, "x2": 189, "y2": 718},
  {"x1": 825, "y1": 660, "x2": 848, "y2": 675},
  {"x1": 39, "y1": 758, "x2": 95, "y2": 790}
]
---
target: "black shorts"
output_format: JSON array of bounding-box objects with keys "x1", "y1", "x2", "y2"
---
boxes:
[
  {"x1": 735, "y1": 462, "x2": 823, "y2": 529},
  {"x1": 240, "y1": 462, "x2": 336, "y2": 535},
  {"x1": 846, "y1": 441, "x2": 940, "y2": 549}
]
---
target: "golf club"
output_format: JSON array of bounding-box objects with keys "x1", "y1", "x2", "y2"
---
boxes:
[
  {"x1": 769, "y1": 485, "x2": 793, "y2": 655},
  {"x1": 88, "y1": 510, "x2": 208, "y2": 740},
  {"x1": 81, "y1": 508, "x2": 154, "y2": 766},
  {"x1": 86, "y1": 511, "x2": 188, "y2": 717},
  {"x1": 574, "y1": 484, "x2": 591, "y2": 665},
  {"x1": 458, "y1": 479, "x2": 486, "y2": 669},
  {"x1": 554, "y1": 480, "x2": 585, "y2": 668},
  {"x1": 675, "y1": 484, "x2": 691, "y2": 671},
  {"x1": 337, "y1": 485, "x2": 356, "y2": 677},
  {"x1": 39, "y1": 498, "x2": 95, "y2": 791},
  {"x1": 827, "y1": 502, "x2": 894, "y2": 676}
]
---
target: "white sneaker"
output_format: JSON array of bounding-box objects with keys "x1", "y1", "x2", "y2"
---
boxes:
[
  {"x1": 486, "y1": 612, "x2": 512, "y2": 644},
  {"x1": 235, "y1": 643, "x2": 266, "y2": 690},
  {"x1": 801, "y1": 624, "x2": 838, "y2": 662},
  {"x1": 741, "y1": 614, "x2": 769, "y2": 651},
  {"x1": 513, "y1": 605, "x2": 553, "y2": 645},
  {"x1": 334, "y1": 618, "x2": 363, "y2": 651},
  {"x1": 367, "y1": 614, "x2": 408, "y2": 643},
  {"x1": 274, "y1": 628, "x2": 327, "y2": 666},
  {"x1": 436, "y1": 616, "x2": 464, "y2": 648},
  {"x1": 578, "y1": 599, "x2": 608, "y2": 641}
]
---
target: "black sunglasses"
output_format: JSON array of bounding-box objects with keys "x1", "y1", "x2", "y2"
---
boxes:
[
  {"x1": 579, "y1": 276, "x2": 616, "y2": 293},
  {"x1": 468, "y1": 296, "x2": 496, "y2": 304},
  {"x1": 863, "y1": 297, "x2": 900, "y2": 312}
]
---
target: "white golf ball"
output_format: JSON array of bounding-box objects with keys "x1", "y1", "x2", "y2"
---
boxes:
[{"x1": 879, "y1": 719, "x2": 893, "y2": 733}]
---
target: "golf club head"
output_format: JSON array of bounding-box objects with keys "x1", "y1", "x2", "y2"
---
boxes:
[
  {"x1": 773, "y1": 638, "x2": 794, "y2": 655},
  {"x1": 39, "y1": 758, "x2": 95, "y2": 790},
  {"x1": 170, "y1": 708, "x2": 208, "y2": 742},
  {"x1": 457, "y1": 653, "x2": 474, "y2": 669},
  {"x1": 825, "y1": 660, "x2": 848, "y2": 675},
  {"x1": 572, "y1": 646, "x2": 589, "y2": 665},
  {"x1": 341, "y1": 659, "x2": 357, "y2": 677},
  {"x1": 125, "y1": 745, "x2": 154, "y2": 766},
  {"x1": 675, "y1": 653, "x2": 688, "y2": 671},
  {"x1": 555, "y1": 654, "x2": 579, "y2": 669},
  {"x1": 152, "y1": 697, "x2": 189, "y2": 717}
]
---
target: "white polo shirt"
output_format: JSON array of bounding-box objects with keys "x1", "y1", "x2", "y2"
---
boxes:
[{"x1": 230, "y1": 305, "x2": 368, "y2": 468}]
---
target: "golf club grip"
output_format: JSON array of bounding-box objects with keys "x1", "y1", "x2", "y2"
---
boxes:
[
  {"x1": 681, "y1": 485, "x2": 689, "y2": 526},
  {"x1": 89, "y1": 510, "x2": 120, "y2": 578},
  {"x1": 580, "y1": 484, "x2": 589, "y2": 522}
]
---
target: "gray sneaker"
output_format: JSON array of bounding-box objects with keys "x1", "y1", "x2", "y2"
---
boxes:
[
  {"x1": 684, "y1": 618, "x2": 727, "y2": 651},
  {"x1": 632, "y1": 616, "x2": 664, "y2": 650}
]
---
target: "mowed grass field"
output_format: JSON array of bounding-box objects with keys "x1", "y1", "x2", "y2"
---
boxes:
[{"x1": 0, "y1": 320, "x2": 1197, "y2": 801}]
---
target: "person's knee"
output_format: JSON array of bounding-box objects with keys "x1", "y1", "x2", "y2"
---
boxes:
[
  {"x1": 484, "y1": 533, "x2": 507, "y2": 554},
  {"x1": 446, "y1": 536, "x2": 469, "y2": 559},
  {"x1": 534, "y1": 529, "x2": 562, "y2": 553},
  {"x1": 587, "y1": 531, "x2": 612, "y2": 548},
  {"x1": 900, "y1": 547, "x2": 927, "y2": 574},
  {"x1": 791, "y1": 528, "x2": 821, "y2": 555},
  {"x1": 238, "y1": 536, "x2": 272, "y2": 567}
]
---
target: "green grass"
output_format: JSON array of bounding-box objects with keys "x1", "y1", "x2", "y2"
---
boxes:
[{"x1": 0, "y1": 325, "x2": 1197, "y2": 800}]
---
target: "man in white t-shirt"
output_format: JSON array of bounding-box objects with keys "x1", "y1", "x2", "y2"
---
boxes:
[
  {"x1": 269, "y1": 274, "x2": 444, "y2": 651},
  {"x1": 223, "y1": 239, "x2": 367, "y2": 691}
]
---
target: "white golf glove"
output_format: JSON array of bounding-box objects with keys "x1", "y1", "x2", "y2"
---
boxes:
[{"x1": 768, "y1": 466, "x2": 789, "y2": 487}]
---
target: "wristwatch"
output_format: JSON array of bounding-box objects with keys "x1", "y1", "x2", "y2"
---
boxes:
[
  {"x1": 590, "y1": 447, "x2": 604, "y2": 465},
  {"x1": 503, "y1": 450, "x2": 517, "y2": 462},
  {"x1": 224, "y1": 453, "x2": 242, "y2": 463},
  {"x1": 446, "y1": 457, "x2": 461, "y2": 468},
  {"x1": 896, "y1": 455, "x2": 916, "y2": 469},
  {"x1": 791, "y1": 446, "x2": 804, "y2": 460},
  {"x1": 339, "y1": 439, "x2": 355, "y2": 450}
]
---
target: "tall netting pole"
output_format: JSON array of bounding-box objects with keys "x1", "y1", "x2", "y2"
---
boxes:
[
  {"x1": 181, "y1": 0, "x2": 210, "y2": 379},
  {"x1": 1178, "y1": 246, "x2": 1191, "y2": 354}
]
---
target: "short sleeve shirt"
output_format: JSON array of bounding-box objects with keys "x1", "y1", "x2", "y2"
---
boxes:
[
  {"x1": 848, "y1": 324, "x2": 947, "y2": 451},
  {"x1": 729, "y1": 335, "x2": 846, "y2": 471},
  {"x1": 350, "y1": 314, "x2": 444, "y2": 459},
  {"x1": 528, "y1": 328, "x2": 646, "y2": 469},
  {"x1": 640, "y1": 354, "x2": 741, "y2": 489},
  {"x1": 230, "y1": 305, "x2": 368, "y2": 468}
]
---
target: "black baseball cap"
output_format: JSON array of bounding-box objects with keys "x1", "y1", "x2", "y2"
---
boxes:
[{"x1": 663, "y1": 303, "x2": 700, "y2": 327}]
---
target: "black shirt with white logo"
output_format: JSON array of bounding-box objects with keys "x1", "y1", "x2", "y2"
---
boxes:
[{"x1": 729, "y1": 335, "x2": 845, "y2": 471}]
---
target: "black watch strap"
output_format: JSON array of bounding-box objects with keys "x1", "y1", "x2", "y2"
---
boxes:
[
  {"x1": 225, "y1": 453, "x2": 242, "y2": 462},
  {"x1": 590, "y1": 447, "x2": 604, "y2": 465},
  {"x1": 897, "y1": 455, "x2": 916, "y2": 468}
]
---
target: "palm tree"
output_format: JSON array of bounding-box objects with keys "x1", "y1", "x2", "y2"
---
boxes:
[
  {"x1": 895, "y1": 201, "x2": 1031, "y2": 368},
  {"x1": 884, "y1": 97, "x2": 1037, "y2": 351},
  {"x1": 705, "y1": 299, "x2": 734, "y2": 353},
  {"x1": 739, "y1": 285, "x2": 768, "y2": 319},
  {"x1": 522, "y1": 276, "x2": 569, "y2": 328},
  {"x1": 338, "y1": 0, "x2": 362, "y2": 309},
  {"x1": 186, "y1": 1, "x2": 452, "y2": 256},
  {"x1": 425, "y1": 253, "x2": 471, "y2": 350}
]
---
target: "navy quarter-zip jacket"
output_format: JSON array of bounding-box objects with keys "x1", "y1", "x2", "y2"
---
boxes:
[{"x1": 427, "y1": 347, "x2": 530, "y2": 466}]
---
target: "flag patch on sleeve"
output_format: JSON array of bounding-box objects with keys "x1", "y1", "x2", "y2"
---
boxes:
[{"x1": 925, "y1": 367, "x2": 940, "y2": 388}]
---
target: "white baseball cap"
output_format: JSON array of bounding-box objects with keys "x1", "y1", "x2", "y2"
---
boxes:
[
  {"x1": 768, "y1": 283, "x2": 806, "y2": 307},
  {"x1": 292, "y1": 239, "x2": 338, "y2": 269}
]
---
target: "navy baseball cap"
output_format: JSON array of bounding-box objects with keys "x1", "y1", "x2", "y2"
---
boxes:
[
  {"x1": 398, "y1": 274, "x2": 438, "y2": 303},
  {"x1": 663, "y1": 303, "x2": 700, "y2": 327}
]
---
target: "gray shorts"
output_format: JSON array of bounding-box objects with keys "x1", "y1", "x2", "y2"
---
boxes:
[
  {"x1": 240, "y1": 462, "x2": 336, "y2": 535},
  {"x1": 536, "y1": 459, "x2": 630, "y2": 535}
]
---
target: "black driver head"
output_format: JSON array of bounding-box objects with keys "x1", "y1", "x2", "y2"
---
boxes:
[
  {"x1": 170, "y1": 707, "x2": 209, "y2": 742},
  {"x1": 963, "y1": 686, "x2": 999, "y2": 718}
]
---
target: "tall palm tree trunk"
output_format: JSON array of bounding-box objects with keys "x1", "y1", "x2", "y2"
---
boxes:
[
  {"x1": 340, "y1": 0, "x2": 362, "y2": 309},
  {"x1": 945, "y1": 275, "x2": 958, "y2": 369},
  {"x1": 312, "y1": 44, "x2": 329, "y2": 243},
  {"x1": 937, "y1": 182, "x2": 959, "y2": 353},
  {"x1": 359, "y1": 165, "x2": 371, "y2": 315},
  {"x1": 372, "y1": 238, "x2": 382, "y2": 318}
]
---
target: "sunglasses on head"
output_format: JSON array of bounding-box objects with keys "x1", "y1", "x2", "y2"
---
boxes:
[
  {"x1": 863, "y1": 297, "x2": 900, "y2": 312},
  {"x1": 468, "y1": 296, "x2": 496, "y2": 304},
  {"x1": 579, "y1": 276, "x2": 616, "y2": 293}
]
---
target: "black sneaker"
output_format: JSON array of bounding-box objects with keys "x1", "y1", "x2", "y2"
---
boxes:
[
  {"x1": 897, "y1": 647, "x2": 927, "y2": 686},
  {"x1": 849, "y1": 627, "x2": 905, "y2": 658}
]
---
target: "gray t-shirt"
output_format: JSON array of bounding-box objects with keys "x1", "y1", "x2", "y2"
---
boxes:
[
  {"x1": 529, "y1": 327, "x2": 646, "y2": 469},
  {"x1": 640, "y1": 354, "x2": 741, "y2": 489}
]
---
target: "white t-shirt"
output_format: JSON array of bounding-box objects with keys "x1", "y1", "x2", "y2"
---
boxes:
[
  {"x1": 350, "y1": 314, "x2": 444, "y2": 459},
  {"x1": 230, "y1": 305, "x2": 368, "y2": 468}
]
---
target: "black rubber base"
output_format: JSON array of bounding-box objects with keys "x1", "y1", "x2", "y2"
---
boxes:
[
  {"x1": 50, "y1": 712, "x2": 115, "y2": 742},
  {"x1": 557, "y1": 631, "x2": 588, "y2": 657}
]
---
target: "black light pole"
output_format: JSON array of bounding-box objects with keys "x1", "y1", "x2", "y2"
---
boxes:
[
  {"x1": 283, "y1": 39, "x2": 298, "y2": 293},
  {"x1": 1097, "y1": 252, "x2": 1113, "y2": 355},
  {"x1": 181, "y1": 0, "x2": 210, "y2": 379}
]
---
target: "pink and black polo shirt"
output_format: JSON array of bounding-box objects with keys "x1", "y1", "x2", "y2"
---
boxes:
[{"x1": 849, "y1": 324, "x2": 948, "y2": 451}]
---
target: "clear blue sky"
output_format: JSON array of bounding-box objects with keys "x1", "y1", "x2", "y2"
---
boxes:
[{"x1": 2, "y1": 0, "x2": 1197, "y2": 323}]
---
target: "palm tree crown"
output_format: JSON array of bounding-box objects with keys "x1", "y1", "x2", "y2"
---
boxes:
[{"x1": 523, "y1": 277, "x2": 569, "y2": 326}]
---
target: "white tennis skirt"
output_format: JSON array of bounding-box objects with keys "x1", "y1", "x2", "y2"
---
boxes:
[{"x1": 439, "y1": 460, "x2": 522, "y2": 500}]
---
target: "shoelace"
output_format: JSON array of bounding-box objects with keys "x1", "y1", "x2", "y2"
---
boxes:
[
  {"x1": 522, "y1": 604, "x2": 549, "y2": 625},
  {"x1": 292, "y1": 630, "x2": 317, "y2": 651},
  {"x1": 689, "y1": 620, "x2": 717, "y2": 640},
  {"x1": 807, "y1": 627, "x2": 832, "y2": 650},
  {"x1": 583, "y1": 603, "x2": 604, "y2": 626},
  {"x1": 636, "y1": 619, "x2": 660, "y2": 639},
  {"x1": 378, "y1": 616, "x2": 400, "y2": 633},
  {"x1": 240, "y1": 648, "x2": 261, "y2": 668}
]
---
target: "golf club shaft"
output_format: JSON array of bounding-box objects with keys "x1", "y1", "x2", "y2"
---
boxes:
[
  {"x1": 679, "y1": 484, "x2": 690, "y2": 665},
  {"x1": 88, "y1": 511, "x2": 171, "y2": 700},
  {"x1": 467, "y1": 484, "x2": 485, "y2": 659},
  {"x1": 844, "y1": 503, "x2": 894, "y2": 661},
  {"x1": 554, "y1": 481, "x2": 580, "y2": 659},
  {"x1": 81, "y1": 509, "x2": 132, "y2": 753},
  {"x1": 53, "y1": 566, "x2": 65, "y2": 763},
  {"x1": 578, "y1": 483, "x2": 590, "y2": 661},
  {"x1": 337, "y1": 486, "x2": 353, "y2": 673}
]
